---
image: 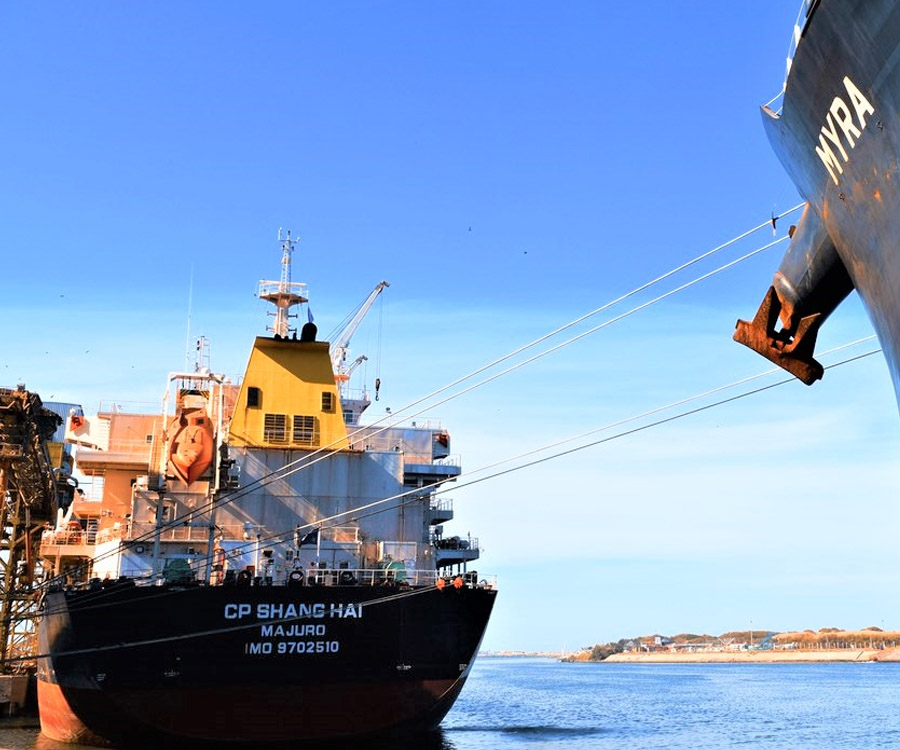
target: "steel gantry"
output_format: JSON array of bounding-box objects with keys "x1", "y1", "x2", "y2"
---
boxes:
[{"x1": 0, "y1": 388, "x2": 68, "y2": 672}]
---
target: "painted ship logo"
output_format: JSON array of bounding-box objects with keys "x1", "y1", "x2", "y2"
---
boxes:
[{"x1": 815, "y1": 76, "x2": 875, "y2": 186}]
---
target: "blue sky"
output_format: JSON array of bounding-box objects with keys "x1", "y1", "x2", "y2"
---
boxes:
[{"x1": 3, "y1": 2, "x2": 899, "y2": 651}]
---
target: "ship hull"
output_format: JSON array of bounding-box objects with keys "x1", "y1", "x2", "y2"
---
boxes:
[
  {"x1": 762, "y1": 0, "x2": 900, "y2": 397},
  {"x1": 38, "y1": 581, "x2": 496, "y2": 745}
]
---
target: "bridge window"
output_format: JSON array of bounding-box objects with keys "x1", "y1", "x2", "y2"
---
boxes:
[
  {"x1": 292, "y1": 415, "x2": 318, "y2": 446},
  {"x1": 321, "y1": 392, "x2": 335, "y2": 412},
  {"x1": 247, "y1": 387, "x2": 261, "y2": 408},
  {"x1": 263, "y1": 414, "x2": 287, "y2": 443}
]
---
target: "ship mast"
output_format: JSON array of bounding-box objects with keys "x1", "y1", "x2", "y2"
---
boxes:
[{"x1": 258, "y1": 230, "x2": 308, "y2": 338}]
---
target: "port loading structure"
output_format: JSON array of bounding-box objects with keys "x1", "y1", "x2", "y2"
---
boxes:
[{"x1": 0, "y1": 387, "x2": 76, "y2": 708}]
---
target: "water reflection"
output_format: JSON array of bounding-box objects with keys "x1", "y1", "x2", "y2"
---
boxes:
[{"x1": 1, "y1": 727, "x2": 458, "y2": 750}]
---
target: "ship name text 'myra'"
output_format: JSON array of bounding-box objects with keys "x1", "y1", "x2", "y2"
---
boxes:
[{"x1": 815, "y1": 75, "x2": 875, "y2": 185}]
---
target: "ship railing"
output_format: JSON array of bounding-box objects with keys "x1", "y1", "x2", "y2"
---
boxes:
[
  {"x1": 768, "y1": 0, "x2": 817, "y2": 113},
  {"x1": 788, "y1": 0, "x2": 816, "y2": 63},
  {"x1": 257, "y1": 280, "x2": 308, "y2": 299},
  {"x1": 349, "y1": 433, "x2": 403, "y2": 453},
  {"x1": 129, "y1": 521, "x2": 219, "y2": 543},
  {"x1": 407, "y1": 453, "x2": 461, "y2": 467},
  {"x1": 97, "y1": 400, "x2": 162, "y2": 415},
  {"x1": 282, "y1": 567, "x2": 492, "y2": 589},
  {"x1": 429, "y1": 497, "x2": 453, "y2": 514},
  {"x1": 41, "y1": 519, "x2": 222, "y2": 549},
  {"x1": 110, "y1": 521, "x2": 261, "y2": 546},
  {"x1": 40, "y1": 529, "x2": 92, "y2": 548},
  {"x1": 95, "y1": 525, "x2": 128, "y2": 545},
  {"x1": 297, "y1": 567, "x2": 439, "y2": 588},
  {"x1": 76, "y1": 438, "x2": 154, "y2": 460},
  {"x1": 414, "y1": 419, "x2": 445, "y2": 430},
  {"x1": 112, "y1": 565, "x2": 495, "y2": 591},
  {"x1": 349, "y1": 432, "x2": 461, "y2": 466},
  {"x1": 431, "y1": 534, "x2": 479, "y2": 552},
  {"x1": 39, "y1": 524, "x2": 100, "y2": 552}
]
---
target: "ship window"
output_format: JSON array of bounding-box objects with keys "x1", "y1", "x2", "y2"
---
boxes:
[
  {"x1": 321, "y1": 391, "x2": 335, "y2": 412},
  {"x1": 292, "y1": 415, "x2": 319, "y2": 446},
  {"x1": 263, "y1": 413, "x2": 288, "y2": 443},
  {"x1": 247, "y1": 387, "x2": 261, "y2": 408}
]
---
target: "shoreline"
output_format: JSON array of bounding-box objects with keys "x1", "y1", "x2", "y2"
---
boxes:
[{"x1": 601, "y1": 648, "x2": 900, "y2": 663}]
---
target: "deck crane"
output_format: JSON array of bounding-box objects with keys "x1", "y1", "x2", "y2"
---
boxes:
[
  {"x1": 344, "y1": 354, "x2": 368, "y2": 379},
  {"x1": 329, "y1": 281, "x2": 389, "y2": 383},
  {"x1": 329, "y1": 281, "x2": 389, "y2": 424}
]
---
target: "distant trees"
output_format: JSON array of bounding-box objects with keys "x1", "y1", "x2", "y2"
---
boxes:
[
  {"x1": 588, "y1": 639, "x2": 627, "y2": 661},
  {"x1": 772, "y1": 627, "x2": 899, "y2": 650}
]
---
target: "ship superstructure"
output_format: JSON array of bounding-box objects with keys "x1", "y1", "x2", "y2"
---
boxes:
[{"x1": 36, "y1": 233, "x2": 495, "y2": 746}]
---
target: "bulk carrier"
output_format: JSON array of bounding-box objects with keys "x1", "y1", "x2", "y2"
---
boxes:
[
  {"x1": 735, "y1": 0, "x2": 900, "y2": 401},
  {"x1": 36, "y1": 233, "x2": 496, "y2": 746}
]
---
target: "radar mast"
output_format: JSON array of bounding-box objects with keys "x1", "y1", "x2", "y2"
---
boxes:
[{"x1": 257, "y1": 230, "x2": 308, "y2": 338}]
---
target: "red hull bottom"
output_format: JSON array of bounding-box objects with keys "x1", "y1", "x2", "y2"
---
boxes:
[
  {"x1": 38, "y1": 680, "x2": 113, "y2": 747},
  {"x1": 38, "y1": 675, "x2": 464, "y2": 745}
]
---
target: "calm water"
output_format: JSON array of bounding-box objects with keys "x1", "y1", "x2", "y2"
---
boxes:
[{"x1": 3, "y1": 658, "x2": 899, "y2": 749}]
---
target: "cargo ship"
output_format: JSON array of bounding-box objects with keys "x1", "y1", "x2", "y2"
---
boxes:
[
  {"x1": 735, "y1": 0, "x2": 900, "y2": 402},
  {"x1": 36, "y1": 233, "x2": 496, "y2": 745}
]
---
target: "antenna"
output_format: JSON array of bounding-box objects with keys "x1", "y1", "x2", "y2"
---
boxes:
[
  {"x1": 184, "y1": 264, "x2": 194, "y2": 371},
  {"x1": 258, "y1": 230, "x2": 308, "y2": 337},
  {"x1": 194, "y1": 336, "x2": 210, "y2": 373}
]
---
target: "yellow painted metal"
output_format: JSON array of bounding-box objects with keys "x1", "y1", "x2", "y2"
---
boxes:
[{"x1": 229, "y1": 338, "x2": 349, "y2": 450}]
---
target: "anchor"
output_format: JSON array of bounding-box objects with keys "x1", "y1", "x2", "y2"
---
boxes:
[{"x1": 734, "y1": 286, "x2": 824, "y2": 386}]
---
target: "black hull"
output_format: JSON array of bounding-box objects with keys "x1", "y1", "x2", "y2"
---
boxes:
[
  {"x1": 38, "y1": 582, "x2": 496, "y2": 745},
  {"x1": 760, "y1": 0, "x2": 900, "y2": 398}
]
